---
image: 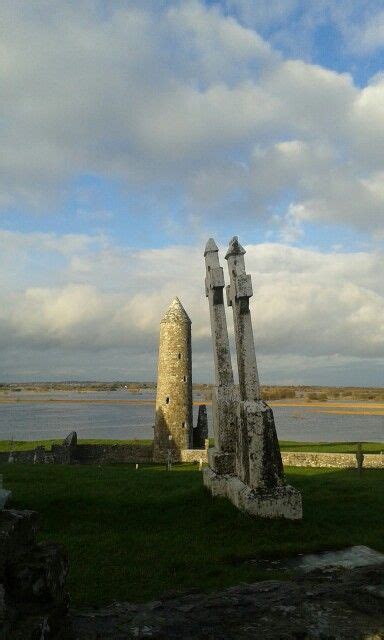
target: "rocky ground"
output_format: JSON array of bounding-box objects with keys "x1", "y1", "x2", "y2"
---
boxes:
[{"x1": 71, "y1": 564, "x2": 384, "y2": 639}]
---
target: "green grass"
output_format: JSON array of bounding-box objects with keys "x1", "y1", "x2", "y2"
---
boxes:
[
  {"x1": 278, "y1": 440, "x2": 384, "y2": 453},
  {"x1": 0, "y1": 438, "x2": 153, "y2": 452},
  {"x1": 1, "y1": 439, "x2": 383, "y2": 453},
  {"x1": 1, "y1": 463, "x2": 383, "y2": 607}
]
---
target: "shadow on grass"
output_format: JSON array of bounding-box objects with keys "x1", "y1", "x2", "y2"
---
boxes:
[{"x1": 0, "y1": 463, "x2": 383, "y2": 606}]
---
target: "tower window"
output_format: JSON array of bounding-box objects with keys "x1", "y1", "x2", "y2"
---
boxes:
[
  {"x1": 165, "y1": 396, "x2": 170, "y2": 404},
  {"x1": 183, "y1": 376, "x2": 187, "y2": 382},
  {"x1": 178, "y1": 353, "x2": 182, "y2": 360},
  {"x1": 182, "y1": 421, "x2": 186, "y2": 428}
]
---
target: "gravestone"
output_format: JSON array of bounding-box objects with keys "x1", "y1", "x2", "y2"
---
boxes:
[{"x1": 63, "y1": 430, "x2": 77, "y2": 448}]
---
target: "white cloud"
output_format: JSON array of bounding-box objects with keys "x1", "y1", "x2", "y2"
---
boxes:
[
  {"x1": 1, "y1": 230, "x2": 384, "y2": 382},
  {"x1": 1, "y1": 0, "x2": 384, "y2": 237}
]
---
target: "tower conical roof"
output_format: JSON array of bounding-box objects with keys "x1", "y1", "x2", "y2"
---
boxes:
[{"x1": 161, "y1": 297, "x2": 191, "y2": 324}]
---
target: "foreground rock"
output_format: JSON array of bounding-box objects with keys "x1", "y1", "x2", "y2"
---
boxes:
[
  {"x1": 71, "y1": 563, "x2": 384, "y2": 639},
  {"x1": 0, "y1": 509, "x2": 69, "y2": 639}
]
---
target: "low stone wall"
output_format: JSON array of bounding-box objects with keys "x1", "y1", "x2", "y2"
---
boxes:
[
  {"x1": 0, "y1": 450, "x2": 36, "y2": 464},
  {"x1": 0, "y1": 508, "x2": 69, "y2": 639},
  {"x1": 281, "y1": 452, "x2": 384, "y2": 468},
  {"x1": 1, "y1": 443, "x2": 383, "y2": 468},
  {"x1": 73, "y1": 443, "x2": 153, "y2": 464},
  {"x1": 180, "y1": 448, "x2": 207, "y2": 463}
]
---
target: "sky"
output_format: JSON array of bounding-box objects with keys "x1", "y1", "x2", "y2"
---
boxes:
[{"x1": 1, "y1": 0, "x2": 384, "y2": 385}]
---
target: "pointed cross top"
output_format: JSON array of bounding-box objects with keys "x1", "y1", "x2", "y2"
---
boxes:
[
  {"x1": 204, "y1": 237, "x2": 219, "y2": 256},
  {"x1": 225, "y1": 236, "x2": 246, "y2": 260}
]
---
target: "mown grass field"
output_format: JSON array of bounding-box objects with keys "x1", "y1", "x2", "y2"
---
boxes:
[
  {"x1": 1, "y1": 463, "x2": 383, "y2": 607},
  {"x1": 0, "y1": 439, "x2": 383, "y2": 453}
]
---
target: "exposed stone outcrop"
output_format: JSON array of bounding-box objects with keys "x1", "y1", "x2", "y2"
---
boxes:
[
  {"x1": 0, "y1": 509, "x2": 69, "y2": 639},
  {"x1": 71, "y1": 563, "x2": 384, "y2": 639}
]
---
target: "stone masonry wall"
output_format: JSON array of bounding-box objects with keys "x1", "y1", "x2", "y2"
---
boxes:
[
  {"x1": 281, "y1": 452, "x2": 384, "y2": 468},
  {"x1": 0, "y1": 445, "x2": 383, "y2": 467},
  {"x1": 72, "y1": 443, "x2": 153, "y2": 464}
]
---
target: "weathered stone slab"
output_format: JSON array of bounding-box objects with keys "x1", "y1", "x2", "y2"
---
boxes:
[
  {"x1": 248, "y1": 545, "x2": 384, "y2": 574},
  {"x1": 71, "y1": 564, "x2": 384, "y2": 639}
]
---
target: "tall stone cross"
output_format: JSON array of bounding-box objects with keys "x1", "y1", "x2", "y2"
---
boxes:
[
  {"x1": 204, "y1": 238, "x2": 237, "y2": 470},
  {"x1": 203, "y1": 236, "x2": 302, "y2": 519},
  {"x1": 225, "y1": 236, "x2": 260, "y2": 402}
]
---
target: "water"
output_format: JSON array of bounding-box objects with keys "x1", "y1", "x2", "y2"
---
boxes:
[{"x1": 0, "y1": 392, "x2": 383, "y2": 442}]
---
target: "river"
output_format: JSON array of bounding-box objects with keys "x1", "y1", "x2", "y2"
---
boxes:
[{"x1": 0, "y1": 390, "x2": 383, "y2": 442}]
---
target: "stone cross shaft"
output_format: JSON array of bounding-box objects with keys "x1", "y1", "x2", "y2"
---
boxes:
[
  {"x1": 203, "y1": 235, "x2": 303, "y2": 520},
  {"x1": 225, "y1": 236, "x2": 260, "y2": 402},
  {"x1": 205, "y1": 238, "x2": 234, "y2": 390},
  {"x1": 204, "y1": 238, "x2": 237, "y2": 456}
]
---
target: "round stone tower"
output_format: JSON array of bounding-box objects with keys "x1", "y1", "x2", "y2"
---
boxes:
[{"x1": 153, "y1": 297, "x2": 193, "y2": 461}]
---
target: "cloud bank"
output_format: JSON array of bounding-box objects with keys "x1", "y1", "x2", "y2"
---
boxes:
[
  {"x1": 1, "y1": 230, "x2": 384, "y2": 383},
  {"x1": 1, "y1": 1, "x2": 384, "y2": 384}
]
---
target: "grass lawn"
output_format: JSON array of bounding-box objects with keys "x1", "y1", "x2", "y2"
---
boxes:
[
  {"x1": 0, "y1": 439, "x2": 153, "y2": 452},
  {"x1": 1, "y1": 463, "x2": 383, "y2": 607},
  {"x1": 0, "y1": 439, "x2": 383, "y2": 453},
  {"x1": 278, "y1": 441, "x2": 384, "y2": 453}
]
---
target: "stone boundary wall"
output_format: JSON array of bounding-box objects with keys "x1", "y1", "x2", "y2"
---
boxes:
[
  {"x1": 180, "y1": 449, "x2": 207, "y2": 462},
  {"x1": 0, "y1": 450, "x2": 37, "y2": 464},
  {"x1": 281, "y1": 452, "x2": 384, "y2": 468},
  {"x1": 73, "y1": 443, "x2": 153, "y2": 464},
  {"x1": 0, "y1": 445, "x2": 383, "y2": 468}
]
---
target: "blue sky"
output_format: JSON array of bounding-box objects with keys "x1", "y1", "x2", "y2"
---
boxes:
[{"x1": 1, "y1": 0, "x2": 384, "y2": 384}]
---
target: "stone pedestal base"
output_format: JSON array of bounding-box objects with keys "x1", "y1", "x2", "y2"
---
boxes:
[
  {"x1": 203, "y1": 467, "x2": 302, "y2": 520},
  {"x1": 208, "y1": 447, "x2": 235, "y2": 475}
]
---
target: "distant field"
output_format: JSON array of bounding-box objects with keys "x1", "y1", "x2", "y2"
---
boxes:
[
  {"x1": 2, "y1": 382, "x2": 384, "y2": 405},
  {"x1": 0, "y1": 439, "x2": 383, "y2": 453},
  {"x1": 2, "y1": 463, "x2": 383, "y2": 606}
]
